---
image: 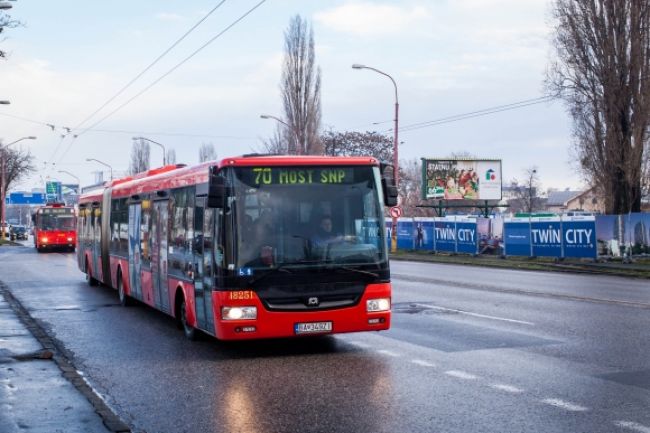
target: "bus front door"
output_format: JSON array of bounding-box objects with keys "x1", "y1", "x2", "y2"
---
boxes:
[{"x1": 152, "y1": 200, "x2": 170, "y2": 314}]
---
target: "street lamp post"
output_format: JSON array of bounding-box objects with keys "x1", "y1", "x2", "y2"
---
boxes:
[
  {"x1": 352, "y1": 63, "x2": 400, "y2": 253},
  {"x1": 57, "y1": 170, "x2": 80, "y2": 185},
  {"x1": 86, "y1": 158, "x2": 113, "y2": 181},
  {"x1": 260, "y1": 114, "x2": 302, "y2": 155},
  {"x1": 1, "y1": 136, "x2": 37, "y2": 235},
  {"x1": 132, "y1": 136, "x2": 166, "y2": 166}
]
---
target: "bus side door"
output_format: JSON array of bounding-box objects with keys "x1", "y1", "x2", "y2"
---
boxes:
[{"x1": 152, "y1": 199, "x2": 170, "y2": 313}]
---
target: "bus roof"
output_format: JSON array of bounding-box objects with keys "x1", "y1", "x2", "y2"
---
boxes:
[{"x1": 79, "y1": 155, "x2": 380, "y2": 202}]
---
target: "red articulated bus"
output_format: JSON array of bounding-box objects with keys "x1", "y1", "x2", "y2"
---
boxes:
[
  {"x1": 33, "y1": 203, "x2": 77, "y2": 252},
  {"x1": 77, "y1": 155, "x2": 397, "y2": 341}
]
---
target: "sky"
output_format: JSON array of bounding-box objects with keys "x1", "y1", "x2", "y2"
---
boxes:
[{"x1": 0, "y1": 0, "x2": 582, "y2": 193}]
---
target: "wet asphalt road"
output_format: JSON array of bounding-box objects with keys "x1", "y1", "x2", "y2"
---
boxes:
[{"x1": 1, "y1": 245, "x2": 649, "y2": 433}]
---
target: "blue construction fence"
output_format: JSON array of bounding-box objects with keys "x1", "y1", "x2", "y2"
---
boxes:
[{"x1": 388, "y1": 213, "x2": 650, "y2": 259}]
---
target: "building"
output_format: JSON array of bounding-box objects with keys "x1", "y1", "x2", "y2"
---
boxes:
[{"x1": 545, "y1": 188, "x2": 604, "y2": 214}]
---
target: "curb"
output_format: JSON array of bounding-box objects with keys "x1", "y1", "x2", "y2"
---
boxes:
[{"x1": 0, "y1": 282, "x2": 131, "y2": 433}]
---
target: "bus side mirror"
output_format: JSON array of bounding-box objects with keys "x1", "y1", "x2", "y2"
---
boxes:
[
  {"x1": 380, "y1": 163, "x2": 398, "y2": 207},
  {"x1": 207, "y1": 167, "x2": 226, "y2": 208}
]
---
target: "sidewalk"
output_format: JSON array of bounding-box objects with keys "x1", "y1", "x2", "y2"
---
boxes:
[{"x1": 0, "y1": 285, "x2": 129, "y2": 433}]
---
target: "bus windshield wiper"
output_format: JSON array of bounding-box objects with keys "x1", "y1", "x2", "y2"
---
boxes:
[
  {"x1": 329, "y1": 265, "x2": 379, "y2": 279},
  {"x1": 247, "y1": 264, "x2": 294, "y2": 286}
]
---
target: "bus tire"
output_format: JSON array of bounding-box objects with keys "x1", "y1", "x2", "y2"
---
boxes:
[
  {"x1": 178, "y1": 296, "x2": 196, "y2": 341},
  {"x1": 117, "y1": 270, "x2": 130, "y2": 307},
  {"x1": 85, "y1": 258, "x2": 98, "y2": 286}
]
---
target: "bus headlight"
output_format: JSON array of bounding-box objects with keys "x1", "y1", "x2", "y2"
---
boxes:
[
  {"x1": 222, "y1": 306, "x2": 257, "y2": 320},
  {"x1": 367, "y1": 298, "x2": 391, "y2": 312},
  {"x1": 67, "y1": 237, "x2": 73, "y2": 242},
  {"x1": 41, "y1": 237, "x2": 49, "y2": 243}
]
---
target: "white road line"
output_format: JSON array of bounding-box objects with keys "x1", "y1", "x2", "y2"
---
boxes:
[
  {"x1": 445, "y1": 370, "x2": 478, "y2": 380},
  {"x1": 377, "y1": 349, "x2": 400, "y2": 357},
  {"x1": 413, "y1": 303, "x2": 534, "y2": 326},
  {"x1": 411, "y1": 359, "x2": 436, "y2": 368},
  {"x1": 615, "y1": 421, "x2": 650, "y2": 433},
  {"x1": 490, "y1": 384, "x2": 524, "y2": 394},
  {"x1": 541, "y1": 398, "x2": 588, "y2": 412}
]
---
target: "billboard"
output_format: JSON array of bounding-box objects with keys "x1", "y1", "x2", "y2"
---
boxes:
[{"x1": 422, "y1": 158, "x2": 502, "y2": 200}]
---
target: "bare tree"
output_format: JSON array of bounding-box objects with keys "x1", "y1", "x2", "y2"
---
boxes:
[
  {"x1": 198, "y1": 142, "x2": 217, "y2": 163},
  {"x1": 399, "y1": 158, "x2": 435, "y2": 217},
  {"x1": 509, "y1": 167, "x2": 543, "y2": 214},
  {"x1": 281, "y1": 15, "x2": 322, "y2": 155},
  {"x1": 0, "y1": 145, "x2": 35, "y2": 222},
  {"x1": 0, "y1": 10, "x2": 21, "y2": 59},
  {"x1": 547, "y1": 0, "x2": 650, "y2": 213},
  {"x1": 128, "y1": 139, "x2": 150, "y2": 175},
  {"x1": 260, "y1": 124, "x2": 289, "y2": 154},
  {"x1": 321, "y1": 130, "x2": 393, "y2": 162},
  {"x1": 166, "y1": 148, "x2": 177, "y2": 165}
]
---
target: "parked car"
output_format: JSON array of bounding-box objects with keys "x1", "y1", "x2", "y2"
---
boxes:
[{"x1": 10, "y1": 225, "x2": 28, "y2": 241}]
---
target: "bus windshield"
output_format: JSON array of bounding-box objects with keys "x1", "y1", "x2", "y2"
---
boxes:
[
  {"x1": 232, "y1": 165, "x2": 387, "y2": 273},
  {"x1": 37, "y1": 210, "x2": 75, "y2": 230}
]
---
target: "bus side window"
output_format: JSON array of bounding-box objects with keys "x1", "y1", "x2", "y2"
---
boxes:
[
  {"x1": 140, "y1": 198, "x2": 151, "y2": 266},
  {"x1": 169, "y1": 187, "x2": 195, "y2": 279}
]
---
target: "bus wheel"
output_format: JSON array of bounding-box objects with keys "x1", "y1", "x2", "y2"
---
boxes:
[
  {"x1": 85, "y1": 259, "x2": 98, "y2": 286},
  {"x1": 179, "y1": 298, "x2": 197, "y2": 341},
  {"x1": 117, "y1": 271, "x2": 130, "y2": 307}
]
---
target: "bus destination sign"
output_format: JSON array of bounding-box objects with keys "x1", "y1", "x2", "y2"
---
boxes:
[{"x1": 249, "y1": 167, "x2": 355, "y2": 186}]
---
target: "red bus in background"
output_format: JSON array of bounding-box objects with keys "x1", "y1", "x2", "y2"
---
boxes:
[
  {"x1": 77, "y1": 155, "x2": 397, "y2": 341},
  {"x1": 33, "y1": 203, "x2": 77, "y2": 252}
]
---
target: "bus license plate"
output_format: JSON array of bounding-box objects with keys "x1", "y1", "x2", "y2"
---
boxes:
[{"x1": 294, "y1": 321, "x2": 332, "y2": 335}]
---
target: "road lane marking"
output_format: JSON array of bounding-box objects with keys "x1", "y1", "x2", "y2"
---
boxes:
[
  {"x1": 413, "y1": 303, "x2": 534, "y2": 326},
  {"x1": 411, "y1": 359, "x2": 436, "y2": 368},
  {"x1": 445, "y1": 370, "x2": 478, "y2": 380},
  {"x1": 541, "y1": 398, "x2": 588, "y2": 412},
  {"x1": 489, "y1": 384, "x2": 524, "y2": 394},
  {"x1": 615, "y1": 421, "x2": 650, "y2": 433},
  {"x1": 377, "y1": 349, "x2": 400, "y2": 357}
]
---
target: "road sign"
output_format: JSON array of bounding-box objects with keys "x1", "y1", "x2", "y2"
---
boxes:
[
  {"x1": 390, "y1": 206, "x2": 402, "y2": 219},
  {"x1": 6, "y1": 192, "x2": 46, "y2": 205},
  {"x1": 45, "y1": 181, "x2": 62, "y2": 202}
]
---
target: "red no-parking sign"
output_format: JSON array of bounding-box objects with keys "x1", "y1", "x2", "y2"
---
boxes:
[{"x1": 390, "y1": 206, "x2": 402, "y2": 219}]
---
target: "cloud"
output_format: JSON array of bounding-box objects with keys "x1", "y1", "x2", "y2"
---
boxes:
[{"x1": 314, "y1": 2, "x2": 431, "y2": 37}]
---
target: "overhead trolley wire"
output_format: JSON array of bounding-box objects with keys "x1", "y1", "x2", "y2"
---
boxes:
[
  {"x1": 0, "y1": 111, "x2": 255, "y2": 140},
  {"x1": 56, "y1": 0, "x2": 268, "y2": 164},
  {"x1": 49, "y1": 0, "x2": 229, "y2": 165},
  {"x1": 395, "y1": 96, "x2": 556, "y2": 133}
]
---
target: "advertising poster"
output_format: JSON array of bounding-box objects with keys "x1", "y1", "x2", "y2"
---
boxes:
[
  {"x1": 531, "y1": 218, "x2": 562, "y2": 258},
  {"x1": 595, "y1": 215, "x2": 619, "y2": 257},
  {"x1": 503, "y1": 218, "x2": 531, "y2": 256},
  {"x1": 625, "y1": 213, "x2": 650, "y2": 255},
  {"x1": 562, "y1": 217, "x2": 597, "y2": 259},
  {"x1": 433, "y1": 218, "x2": 457, "y2": 253},
  {"x1": 422, "y1": 159, "x2": 502, "y2": 200},
  {"x1": 413, "y1": 218, "x2": 434, "y2": 251},
  {"x1": 456, "y1": 220, "x2": 478, "y2": 254},
  {"x1": 396, "y1": 219, "x2": 414, "y2": 250}
]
